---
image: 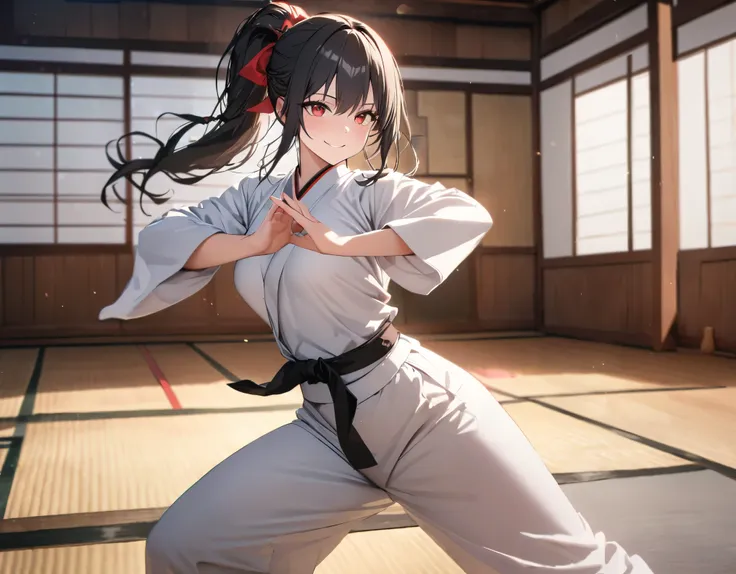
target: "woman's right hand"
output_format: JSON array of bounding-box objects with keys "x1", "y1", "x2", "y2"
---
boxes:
[{"x1": 251, "y1": 201, "x2": 292, "y2": 255}]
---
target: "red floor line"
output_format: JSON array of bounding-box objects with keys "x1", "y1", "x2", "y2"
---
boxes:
[{"x1": 139, "y1": 345, "x2": 182, "y2": 410}]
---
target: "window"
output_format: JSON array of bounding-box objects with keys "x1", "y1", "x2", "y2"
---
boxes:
[
  {"x1": 0, "y1": 47, "x2": 300, "y2": 249},
  {"x1": 575, "y1": 80, "x2": 629, "y2": 255},
  {"x1": 631, "y1": 73, "x2": 652, "y2": 250},
  {"x1": 678, "y1": 38, "x2": 736, "y2": 250},
  {"x1": 0, "y1": 70, "x2": 126, "y2": 245},
  {"x1": 707, "y1": 40, "x2": 736, "y2": 247},
  {"x1": 129, "y1": 75, "x2": 298, "y2": 244},
  {"x1": 540, "y1": 46, "x2": 651, "y2": 259},
  {"x1": 573, "y1": 70, "x2": 652, "y2": 256}
]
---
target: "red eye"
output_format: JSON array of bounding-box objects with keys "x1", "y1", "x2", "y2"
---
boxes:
[
  {"x1": 310, "y1": 104, "x2": 326, "y2": 117},
  {"x1": 355, "y1": 112, "x2": 375, "y2": 125}
]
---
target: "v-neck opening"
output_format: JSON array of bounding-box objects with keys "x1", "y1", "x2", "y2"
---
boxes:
[{"x1": 295, "y1": 163, "x2": 339, "y2": 200}]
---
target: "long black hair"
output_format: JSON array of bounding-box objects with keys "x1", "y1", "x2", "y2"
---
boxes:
[{"x1": 102, "y1": 2, "x2": 417, "y2": 212}]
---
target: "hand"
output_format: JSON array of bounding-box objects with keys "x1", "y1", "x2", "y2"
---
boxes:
[
  {"x1": 269, "y1": 194, "x2": 346, "y2": 255},
  {"x1": 250, "y1": 201, "x2": 292, "y2": 255}
]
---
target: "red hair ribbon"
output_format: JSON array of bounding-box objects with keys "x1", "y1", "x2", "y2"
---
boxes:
[{"x1": 239, "y1": 2, "x2": 308, "y2": 114}]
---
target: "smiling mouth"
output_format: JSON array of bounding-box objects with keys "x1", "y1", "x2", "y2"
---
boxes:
[{"x1": 324, "y1": 141, "x2": 345, "y2": 148}]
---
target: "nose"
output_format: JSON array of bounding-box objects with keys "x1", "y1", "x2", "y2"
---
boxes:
[{"x1": 344, "y1": 125, "x2": 350, "y2": 133}]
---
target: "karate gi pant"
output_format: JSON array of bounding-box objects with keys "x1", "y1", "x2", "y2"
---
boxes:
[{"x1": 145, "y1": 345, "x2": 654, "y2": 574}]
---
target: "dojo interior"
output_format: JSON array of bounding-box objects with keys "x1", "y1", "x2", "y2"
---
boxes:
[{"x1": 1, "y1": 0, "x2": 736, "y2": 572}]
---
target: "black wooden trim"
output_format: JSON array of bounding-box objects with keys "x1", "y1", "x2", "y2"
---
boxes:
[
  {"x1": 554, "y1": 465, "x2": 704, "y2": 485},
  {"x1": 403, "y1": 81, "x2": 531, "y2": 95}
]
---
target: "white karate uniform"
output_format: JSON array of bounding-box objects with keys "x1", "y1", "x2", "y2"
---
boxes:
[{"x1": 101, "y1": 165, "x2": 653, "y2": 574}]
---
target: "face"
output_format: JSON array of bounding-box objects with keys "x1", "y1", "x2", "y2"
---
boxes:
[{"x1": 294, "y1": 81, "x2": 378, "y2": 166}]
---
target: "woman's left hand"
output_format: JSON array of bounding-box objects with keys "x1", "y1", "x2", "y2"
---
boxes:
[{"x1": 269, "y1": 194, "x2": 346, "y2": 255}]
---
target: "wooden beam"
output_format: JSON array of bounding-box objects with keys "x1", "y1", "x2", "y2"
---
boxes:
[
  {"x1": 109, "y1": 0, "x2": 535, "y2": 27},
  {"x1": 541, "y1": 0, "x2": 645, "y2": 56},
  {"x1": 648, "y1": 0, "x2": 679, "y2": 352}
]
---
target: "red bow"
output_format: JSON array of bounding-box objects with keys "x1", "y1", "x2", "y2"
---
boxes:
[{"x1": 239, "y1": 3, "x2": 308, "y2": 114}]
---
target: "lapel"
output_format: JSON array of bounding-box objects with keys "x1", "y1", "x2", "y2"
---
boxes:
[{"x1": 261, "y1": 164, "x2": 348, "y2": 357}]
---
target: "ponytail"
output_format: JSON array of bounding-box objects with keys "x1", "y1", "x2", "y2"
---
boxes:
[{"x1": 101, "y1": 3, "x2": 306, "y2": 213}]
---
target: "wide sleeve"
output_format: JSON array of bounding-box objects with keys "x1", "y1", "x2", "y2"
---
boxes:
[
  {"x1": 365, "y1": 173, "x2": 493, "y2": 295},
  {"x1": 99, "y1": 178, "x2": 253, "y2": 321}
]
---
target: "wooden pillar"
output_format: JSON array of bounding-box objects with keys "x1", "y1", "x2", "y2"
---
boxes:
[
  {"x1": 648, "y1": 0, "x2": 679, "y2": 351},
  {"x1": 531, "y1": 13, "x2": 544, "y2": 331}
]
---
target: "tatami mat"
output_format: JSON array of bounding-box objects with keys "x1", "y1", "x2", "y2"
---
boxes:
[
  {"x1": 0, "y1": 528, "x2": 463, "y2": 574},
  {"x1": 317, "y1": 528, "x2": 463, "y2": 573},
  {"x1": 425, "y1": 337, "x2": 736, "y2": 396},
  {"x1": 5, "y1": 410, "x2": 296, "y2": 518},
  {"x1": 543, "y1": 387, "x2": 736, "y2": 468},
  {"x1": 0, "y1": 541, "x2": 145, "y2": 574},
  {"x1": 194, "y1": 342, "x2": 304, "y2": 407},
  {"x1": 563, "y1": 470, "x2": 736, "y2": 574},
  {"x1": 3, "y1": 471, "x2": 734, "y2": 574},
  {"x1": 146, "y1": 344, "x2": 301, "y2": 410},
  {"x1": 6, "y1": 395, "x2": 684, "y2": 520},
  {"x1": 503, "y1": 402, "x2": 683, "y2": 473},
  {"x1": 33, "y1": 347, "x2": 170, "y2": 414},
  {"x1": 0, "y1": 349, "x2": 38, "y2": 419}
]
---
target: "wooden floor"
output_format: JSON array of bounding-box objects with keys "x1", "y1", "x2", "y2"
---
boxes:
[{"x1": 0, "y1": 335, "x2": 735, "y2": 573}]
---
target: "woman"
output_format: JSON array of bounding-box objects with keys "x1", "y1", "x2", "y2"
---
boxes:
[{"x1": 100, "y1": 3, "x2": 653, "y2": 573}]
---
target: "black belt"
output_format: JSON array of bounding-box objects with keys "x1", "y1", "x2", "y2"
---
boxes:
[{"x1": 228, "y1": 322, "x2": 400, "y2": 470}]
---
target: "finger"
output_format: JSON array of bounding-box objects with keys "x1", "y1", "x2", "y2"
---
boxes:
[
  {"x1": 264, "y1": 200, "x2": 280, "y2": 221},
  {"x1": 270, "y1": 197, "x2": 310, "y2": 227},
  {"x1": 282, "y1": 194, "x2": 310, "y2": 217}
]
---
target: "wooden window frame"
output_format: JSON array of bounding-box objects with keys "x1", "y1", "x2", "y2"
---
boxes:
[{"x1": 0, "y1": 56, "x2": 132, "y2": 256}]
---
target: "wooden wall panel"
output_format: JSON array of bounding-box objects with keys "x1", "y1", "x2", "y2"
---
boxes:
[
  {"x1": 148, "y1": 4, "x2": 181, "y2": 42},
  {"x1": 64, "y1": 2, "x2": 92, "y2": 37},
  {"x1": 398, "y1": 257, "x2": 473, "y2": 328},
  {"x1": 11, "y1": 1, "x2": 531, "y2": 62},
  {"x1": 542, "y1": 0, "x2": 607, "y2": 38},
  {"x1": 678, "y1": 250, "x2": 736, "y2": 353},
  {"x1": 119, "y1": 2, "x2": 150, "y2": 40},
  {"x1": 477, "y1": 253, "x2": 535, "y2": 329},
  {"x1": 543, "y1": 262, "x2": 653, "y2": 345},
  {"x1": 32, "y1": 255, "x2": 119, "y2": 334},
  {"x1": 0, "y1": 255, "x2": 273, "y2": 342},
  {"x1": 455, "y1": 26, "x2": 531, "y2": 60},
  {"x1": 1, "y1": 257, "x2": 34, "y2": 329},
  {"x1": 418, "y1": 91, "x2": 466, "y2": 175},
  {"x1": 472, "y1": 94, "x2": 534, "y2": 247}
]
